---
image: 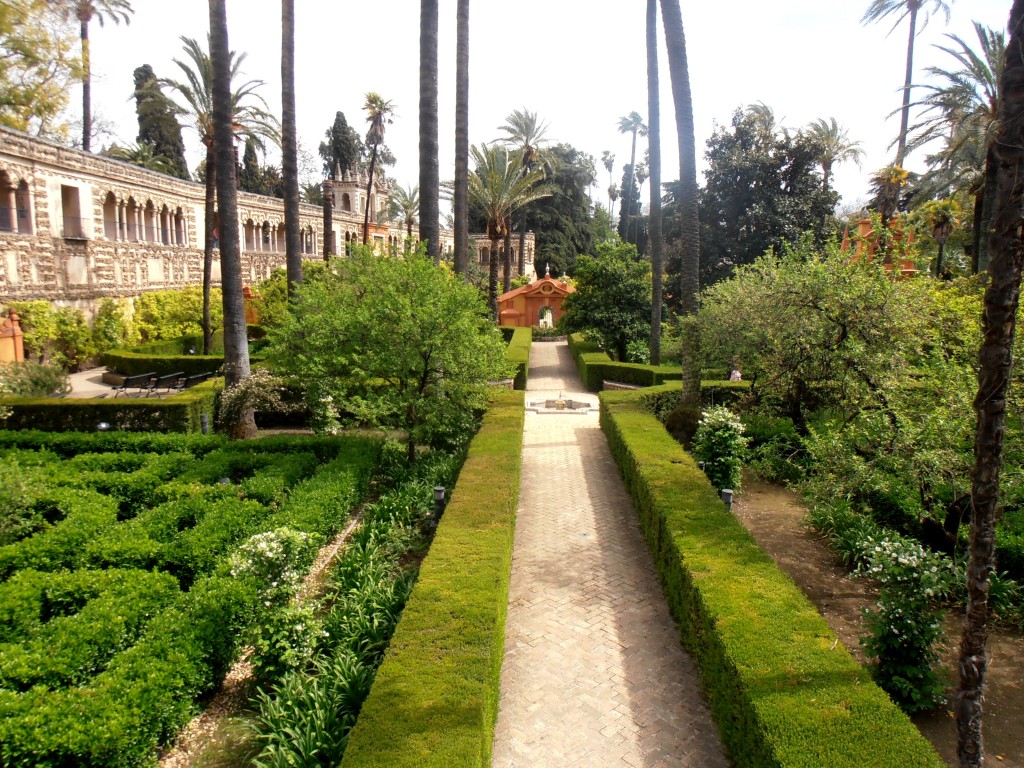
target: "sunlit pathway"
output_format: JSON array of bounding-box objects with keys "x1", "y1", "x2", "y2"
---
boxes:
[{"x1": 491, "y1": 340, "x2": 730, "y2": 768}]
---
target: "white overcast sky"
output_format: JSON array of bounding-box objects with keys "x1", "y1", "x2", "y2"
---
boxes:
[{"x1": 84, "y1": 0, "x2": 1011, "y2": 212}]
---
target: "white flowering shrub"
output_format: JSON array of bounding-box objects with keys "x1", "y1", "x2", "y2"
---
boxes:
[
  {"x1": 693, "y1": 406, "x2": 749, "y2": 491},
  {"x1": 250, "y1": 603, "x2": 323, "y2": 687},
  {"x1": 856, "y1": 535, "x2": 953, "y2": 712},
  {"x1": 229, "y1": 527, "x2": 316, "y2": 607}
]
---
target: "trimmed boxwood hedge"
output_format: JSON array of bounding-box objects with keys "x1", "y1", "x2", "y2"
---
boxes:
[
  {"x1": 0, "y1": 379, "x2": 222, "y2": 433},
  {"x1": 102, "y1": 326, "x2": 266, "y2": 377},
  {"x1": 340, "y1": 390, "x2": 524, "y2": 768},
  {"x1": 503, "y1": 327, "x2": 532, "y2": 390},
  {"x1": 598, "y1": 389, "x2": 945, "y2": 768},
  {"x1": 566, "y1": 332, "x2": 681, "y2": 391}
]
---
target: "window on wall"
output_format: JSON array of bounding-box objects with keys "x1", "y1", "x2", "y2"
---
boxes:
[
  {"x1": 15, "y1": 181, "x2": 32, "y2": 234},
  {"x1": 126, "y1": 198, "x2": 140, "y2": 241},
  {"x1": 60, "y1": 185, "x2": 84, "y2": 238},
  {"x1": 102, "y1": 193, "x2": 118, "y2": 240},
  {"x1": 0, "y1": 172, "x2": 16, "y2": 233},
  {"x1": 174, "y1": 208, "x2": 186, "y2": 246}
]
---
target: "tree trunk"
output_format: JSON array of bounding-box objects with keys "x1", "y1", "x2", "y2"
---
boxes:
[
  {"x1": 647, "y1": 0, "x2": 663, "y2": 365},
  {"x1": 974, "y1": 145, "x2": 999, "y2": 274},
  {"x1": 209, "y1": 0, "x2": 255, "y2": 438},
  {"x1": 453, "y1": 0, "x2": 470, "y2": 277},
  {"x1": 419, "y1": 0, "x2": 440, "y2": 263},
  {"x1": 81, "y1": 19, "x2": 91, "y2": 152},
  {"x1": 503, "y1": 230, "x2": 512, "y2": 294},
  {"x1": 660, "y1": 0, "x2": 701, "y2": 441},
  {"x1": 203, "y1": 144, "x2": 216, "y2": 354},
  {"x1": 894, "y1": 7, "x2": 918, "y2": 167},
  {"x1": 322, "y1": 179, "x2": 333, "y2": 260},
  {"x1": 957, "y1": 4, "x2": 1024, "y2": 764},
  {"x1": 518, "y1": 208, "x2": 527, "y2": 277},
  {"x1": 362, "y1": 146, "x2": 379, "y2": 245},
  {"x1": 488, "y1": 237, "x2": 499, "y2": 321},
  {"x1": 281, "y1": 0, "x2": 302, "y2": 295}
]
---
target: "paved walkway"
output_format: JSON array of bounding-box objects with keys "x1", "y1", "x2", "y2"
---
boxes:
[{"x1": 491, "y1": 341, "x2": 729, "y2": 768}]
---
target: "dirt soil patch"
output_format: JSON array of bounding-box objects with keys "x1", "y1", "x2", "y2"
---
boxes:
[{"x1": 732, "y1": 477, "x2": 1024, "y2": 768}]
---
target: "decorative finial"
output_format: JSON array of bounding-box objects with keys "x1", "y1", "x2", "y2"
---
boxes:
[{"x1": 544, "y1": 263, "x2": 550, "y2": 278}]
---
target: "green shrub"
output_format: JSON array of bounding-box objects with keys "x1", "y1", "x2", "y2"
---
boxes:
[
  {"x1": 341, "y1": 392, "x2": 524, "y2": 768},
  {"x1": 597, "y1": 389, "x2": 945, "y2": 768},
  {"x1": 693, "y1": 406, "x2": 749, "y2": 491},
  {"x1": 503, "y1": 326, "x2": 532, "y2": 390},
  {"x1": 0, "y1": 361, "x2": 70, "y2": 397}
]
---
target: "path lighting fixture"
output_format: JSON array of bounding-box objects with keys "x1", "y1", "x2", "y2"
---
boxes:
[
  {"x1": 431, "y1": 486, "x2": 446, "y2": 531},
  {"x1": 96, "y1": 421, "x2": 111, "y2": 432},
  {"x1": 720, "y1": 489, "x2": 734, "y2": 511}
]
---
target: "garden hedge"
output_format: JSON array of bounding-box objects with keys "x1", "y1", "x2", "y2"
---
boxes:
[
  {"x1": 566, "y1": 332, "x2": 681, "y2": 391},
  {"x1": 503, "y1": 327, "x2": 532, "y2": 390},
  {"x1": 0, "y1": 379, "x2": 222, "y2": 433},
  {"x1": 341, "y1": 390, "x2": 525, "y2": 768},
  {"x1": 598, "y1": 389, "x2": 945, "y2": 768},
  {"x1": 102, "y1": 326, "x2": 266, "y2": 377}
]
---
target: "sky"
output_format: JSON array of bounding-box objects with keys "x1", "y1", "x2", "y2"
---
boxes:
[{"x1": 83, "y1": 0, "x2": 1011, "y2": 214}]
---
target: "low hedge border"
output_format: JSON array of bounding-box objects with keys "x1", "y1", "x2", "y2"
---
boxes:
[
  {"x1": 341, "y1": 390, "x2": 525, "y2": 768},
  {"x1": 0, "y1": 379, "x2": 223, "y2": 433},
  {"x1": 598, "y1": 389, "x2": 945, "y2": 768},
  {"x1": 103, "y1": 326, "x2": 266, "y2": 377},
  {"x1": 503, "y1": 327, "x2": 532, "y2": 391},
  {"x1": 566, "y1": 333, "x2": 681, "y2": 391}
]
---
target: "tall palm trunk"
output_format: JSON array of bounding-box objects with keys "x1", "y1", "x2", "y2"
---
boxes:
[
  {"x1": 895, "y1": 6, "x2": 919, "y2": 166},
  {"x1": 281, "y1": 0, "x2": 302, "y2": 295},
  {"x1": 660, "y1": 0, "x2": 701, "y2": 441},
  {"x1": 419, "y1": 0, "x2": 440, "y2": 262},
  {"x1": 488, "y1": 236, "x2": 500, "y2": 320},
  {"x1": 362, "y1": 146, "x2": 379, "y2": 245},
  {"x1": 454, "y1": 0, "x2": 470, "y2": 276},
  {"x1": 973, "y1": 146, "x2": 999, "y2": 273},
  {"x1": 957, "y1": 5, "x2": 1024, "y2": 764},
  {"x1": 518, "y1": 208, "x2": 527, "y2": 277},
  {"x1": 647, "y1": 0, "x2": 664, "y2": 365},
  {"x1": 209, "y1": 0, "x2": 254, "y2": 438},
  {"x1": 202, "y1": 142, "x2": 216, "y2": 354},
  {"x1": 80, "y1": 18, "x2": 92, "y2": 152},
  {"x1": 503, "y1": 229, "x2": 512, "y2": 293},
  {"x1": 626, "y1": 133, "x2": 638, "y2": 242}
]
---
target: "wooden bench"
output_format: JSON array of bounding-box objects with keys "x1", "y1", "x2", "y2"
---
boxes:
[
  {"x1": 111, "y1": 372, "x2": 157, "y2": 397},
  {"x1": 142, "y1": 371, "x2": 187, "y2": 397},
  {"x1": 169, "y1": 371, "x2": 215, "y2": 393}
]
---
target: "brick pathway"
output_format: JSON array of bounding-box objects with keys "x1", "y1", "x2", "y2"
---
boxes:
[{"x1": 491, "y1": 341, "x2": 730, "y2": 768}]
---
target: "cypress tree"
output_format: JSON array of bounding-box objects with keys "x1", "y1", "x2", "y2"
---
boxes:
[{"x1": 132, "y1": 64, "x2": 189, "y2": 179}]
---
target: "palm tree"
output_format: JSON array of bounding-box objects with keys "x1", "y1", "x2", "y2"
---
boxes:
[
  {"x1": 468, "y1": 143, "x2": 549, "y2": 319},
  {"x1": 53, "y1": 1, "x2": 133, "y2": 152},
  {"x1": 160, "y1": 36, "x2": 278, "y2": 352},
  {"x1": 602, "y1": 150, "x2": 616, "y2": 215},
  {"x1": 106, "y1": 141, "x2": 176, "y2": 174},
  {"x1": 958, "y1": 5, "x2": 1024, "y2": 764},
  {"x1": 618, "y1": 111, "x2": 646, "y2": 245},
  {"x1": 805, "y1": 117, "x2": 865, "y2": 194},
  {"x1": 389, "y1": 184, "x2": 419, "y2": 244},
  {"x1": 209, "y1": 0, "x2": 253, "y2": 438},
  {"x1": 659, "y1": 0, "x2": 701, "y2": 441},
  {"x1": 647, "y1": 0, "x2": 664, "y2": 365},
  {"x1": 361, "y1": 92, "x2": 394, "y2": 246},
  {"x1": 499, "y1": 108, "x2": 550, "y2": 277},
  {"x1": 633, "y1": 159, "x2": 648, "y2": 245},
  {"x1": 608, "y1": 184, "x2": 619, "y2": 221},
  {"x1": 281, "y1": 0, "x2": 301, "y2": 296},
  {"x1": 453, "y1": 0, "x2": 470, "y2": 277},
  {"x1": 909, "y1": 22, "x2": 1003, "y2": 272},
  {"x1": 861, "y1": 0, "x2": 952, "y2": 165},
  {"x1": 915, "y1": 197, "x2": 960, "y2": 275},
  {"x1": 869, "y1": 164, "x2": 910, "y2": 264},
  {"x1": 419, "y1": 0, "x2": 440, "y2": 262}
]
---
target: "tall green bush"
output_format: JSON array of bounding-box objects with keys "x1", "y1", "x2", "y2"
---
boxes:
[{"x1": 693, "y1": 405, "x2": 748, "y2": 491}]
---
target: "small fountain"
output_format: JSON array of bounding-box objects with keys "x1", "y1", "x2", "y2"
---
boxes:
[{"x1": 526, "y1": 392, "x2": 596, "y2": 414}]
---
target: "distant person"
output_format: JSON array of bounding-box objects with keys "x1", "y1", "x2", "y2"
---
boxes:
[{"x1": 729, "y1": 369, "x2": 742, "y2": 382}]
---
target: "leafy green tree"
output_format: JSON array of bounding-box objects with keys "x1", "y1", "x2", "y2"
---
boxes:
[
  {"x1": 617, "y1": 163, "x2": 642, "y2": 247},
  {"x1": 468, "y1": 143, "x2": 549, "y2": 318},
  {"x1": 361, "y1": 92, "x2": 394, "y2": 245},
  {"x1": 91, "y1": 297, "x2": 135, "y2": 351},
  {"x1": 805, "y1": 117, "x2": 864, "y2": 195},
  {"x1": 861, "y1": 0, "x2": 951, "y2": 165},
  {"x1": 50, "y1": 0, "x2": 134, "y2": 151},
  {"x1": 239, "y1": 137, "x2": 284, "y2": 197},
  {"x1": 6, "y1": 301, "x2": 57, "y2": 363},
  {"x1": 0, "y1": 1, "x2": 80, "y2": 136},
  {"x1": 160, "y1": 35, "x2": 278, "y2": 353},
  {"x1": 266, "y1": 246, "x2": 509, "y2": 462},
  {"x1": 132, "y1": 287, "x2": 222, "y2": 341},
  {"x1": 909, "y1": 22, "x2": 1003, "y2": 273},
  {"x1": 696, "y1": 107, "x2": 838, "y2": 286},
  {"x1": 318, "y1": 111, "x2": 362, "y2": 179},
  {"x1": 559, "y1": 242, "x2": 651, "y2": 362},
  {"x1": 132, "y1": 64, "x2": 188, "y2": 179}
]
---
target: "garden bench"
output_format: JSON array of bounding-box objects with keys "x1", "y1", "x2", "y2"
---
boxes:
[
  {"x1": 111, "y1": 372, "x2": 157, "y2": 397},
  {"x1": 169, "y1": 372, "x2": 215, "y2": 392},
  {"x1": 143, "y1": 371, "x2": 186, "y2": 397}
]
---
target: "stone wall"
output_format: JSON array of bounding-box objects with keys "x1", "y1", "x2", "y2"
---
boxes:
[{"x1": 0, "y1": 126, "x2": 535, "y2": 314}]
